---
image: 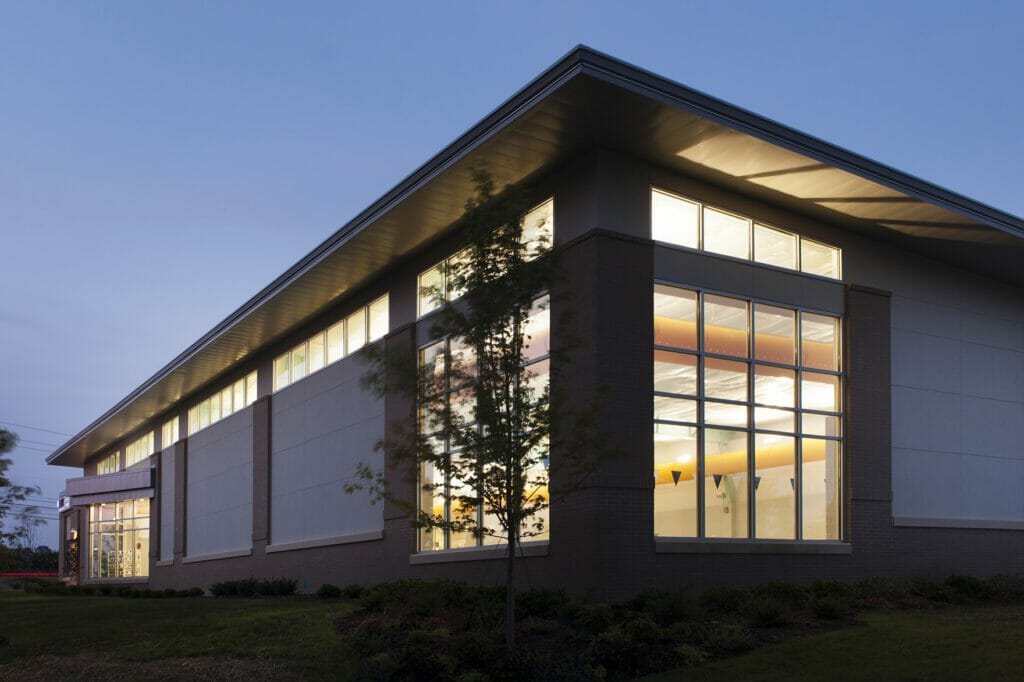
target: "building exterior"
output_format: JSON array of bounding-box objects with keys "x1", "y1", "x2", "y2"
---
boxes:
[{"x1": 49, "y1": 47, "x2": 1024, "y2": 597}]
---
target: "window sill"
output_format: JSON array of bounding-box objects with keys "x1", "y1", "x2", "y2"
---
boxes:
[
  {"x1": 83, "y1": 576, "x2": 149, "y2": 585},
  {"x1": 655, "y1": 538, "x2": 851, "y2": 555},
  {"x1": 410, "y1": 541, "x2": 549, "y2": 565},
  {"x1": 182, "y1": 547, "x2": 252, "y2": 564},
  {"x1": 266, "y1": 529, "x2": 383, "y2": 554},
  {"x1": 155, "y1": 559, "x2": 174, "y2": 567},
  {"x1": 893, "y1": 516, "x2": 1024, "y2": 531}
]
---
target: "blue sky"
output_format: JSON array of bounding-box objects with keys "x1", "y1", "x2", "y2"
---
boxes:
[{"x1": 2, "y1": 1, "x2": 1022, "y2": 547}]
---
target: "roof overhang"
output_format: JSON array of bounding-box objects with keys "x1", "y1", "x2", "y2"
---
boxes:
[{"x1": 48, "y1": 45, "x2": 1024, "y2": 467}]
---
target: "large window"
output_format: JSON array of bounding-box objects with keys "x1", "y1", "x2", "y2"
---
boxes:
[
  {"x1": 97, "y1": 451, "x2": 120, "y2": 475},
  {"x1": 651, "y1": 188, "x2": 841, "y2": 280},
  {"x1": 89, "y1": 498, "x2": 149, "y2": 579},
  {"x1": 417, "y1": 199, "x2": 554, "y2": 318},
  {"x1": 124, "y1": 432, "x2": 154, "y2": 468},
  {"x1": 187, "y1": 371, "x2": 258, "y2": 436},
  {"x1": 161, "y1": 417, "x2": 179, "y2": 449},
  {"x1": 653, "y1": 284, "x2": 842, "y2": 541},
  {"x1": 273, "y1": 294, "x2": 389, "y2": 392},
  {"x1": 418, "y1": 295, "x2": 551, "y2": 551}
]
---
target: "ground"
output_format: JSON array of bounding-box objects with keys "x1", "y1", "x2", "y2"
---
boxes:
[{"x1": 2, "y1": 591, "x2": 1023, "y2": 680}]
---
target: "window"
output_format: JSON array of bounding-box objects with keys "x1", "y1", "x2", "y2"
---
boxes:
[
  {"x1": 89, "y1": 499, "x2": 149, "y2": 579},
  {"x1": 653, "y1": 283, "x2": 842, "y2": 541},
  {"x1": 97, "y1": 451, "x2": 120, "y2": 475},
  {"x1": 418, "y1": 294, "x2": 551, "y2": 551},
  {"x1": 272, "y1": 294, "x2": 389, "y2": 392},
  {"x1": 125, "y1": 432, "x2": 154, "y2": 468},
  {"x1": 418, "y1": 199, "x2": 554, "y2": 318},
  {"x1": 187, "y1": 371, "x2": 258, "y2": 436},
  {"x1": 650, "y1": 188, "x2": 841, "y2": 280},
  {"x1": 161, "y1": 418, "x2": 179, "y2": 449}
]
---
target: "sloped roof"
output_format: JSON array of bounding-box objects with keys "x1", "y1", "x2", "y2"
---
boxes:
[{"x1": 48, "y1": 45, "x2": 1024, "y2": 467}]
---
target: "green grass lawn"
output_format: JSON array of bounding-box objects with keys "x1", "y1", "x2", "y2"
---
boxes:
[
  {"x1": 645, "y1": 604, "x2": 1024, "y2": 682},
  {"x1": 3, "y1": 590, "x2": 1024, "y2": 680},
  {"x1": 0, "y1": 590, "x2": 356, "y2": 679}
]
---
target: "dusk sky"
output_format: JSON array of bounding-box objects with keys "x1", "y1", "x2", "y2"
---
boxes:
[{"x1": 2, "y1": 1, "x2": 1022, "y2": 547}]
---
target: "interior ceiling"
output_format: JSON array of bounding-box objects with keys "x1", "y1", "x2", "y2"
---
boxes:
[{"x1": 50, "y1": 49, "x2": 1024, "y2": 468}]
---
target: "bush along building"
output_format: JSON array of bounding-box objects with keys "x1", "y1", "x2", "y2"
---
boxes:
[{"x1": 49, "y1": 47, "x2": 1024, "y2": 597}]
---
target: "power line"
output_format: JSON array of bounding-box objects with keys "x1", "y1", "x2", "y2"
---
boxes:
[
  {"x1": 10, "y1": 445, "x2": 54, "y2": 454},
  {"x1": 0, "y1": 421, "x2": 73, "y2": 437},
  {"x1": 15, "y1": 438, "x2": 63, "y2": 448}
]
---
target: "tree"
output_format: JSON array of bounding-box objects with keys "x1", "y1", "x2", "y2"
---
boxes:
[
  {"x1": 0, "y1": 428, "x2": 45, "y2": 547},
  {"x1": 352, "y1": 172, "x2": 613, "y2": 650}
]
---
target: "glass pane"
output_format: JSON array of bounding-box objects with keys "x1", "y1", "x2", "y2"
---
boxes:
[
  {"x1": 446, "y1": 249, "x2": 471, "y2": 301},
  {"x1": 654, "y1": 285, "x2": 698, "y2": 350},
  {"x1": 754, "y1": 224, "x2": 797, "y2": 269},
  {"x1": 754, "y1": 304, "x2": 795, "y2": 365},
  {"x1": 704, "y1": 428, "x2": 749, "y2": 539},
  {"x1": 704, "y1": 400, "x2": 748, "y2": 428},
  {"x1": 525, "y1": 358, "x2": 550, "y2": 400},
  {"x1": 245, "y1": 372, "x2": 257, "y2": 405},
  {"x1": 801, "y1": 372, "x2": 840, "y2": 412},
  {"x1": 187, "y1": 407, "x2": 198, "y2": 436},
  {"x1": 419, "y1": 461, "x2": 444, "y2": 551},
  {"x1": 651, "y1": 189, "x2": 699, "y2": 248},
  {"x1": 801, "y1": 239, "x2": 841, "y2": 279},
  {"x1": 802, "y1": 413, "x2": 841, "y2": 437},
  {"x1": 290, "y1": 342, "x2": 307, "y2": 382},
  {"x1": 419, "y1": 341, "x2": 446, "y2": 395},
  {"x1": 754, "y1": 365, "x2": 795, "y2": 407},
  {"x1": 801, "y1": 312, "x2": 839, "y2": 371},
  {"x1": 704, "y1": 295, "x2": 748, "y2": 357},
  {"x1": 233, "y1": 380, "x2": 244, "y2": 412},
  {"x1": 703, "y1": 206, "x2": 750, "y2": 260},
  {"x1": 274, "y1": 354, "x2": 290, "y2": 391},
  {"x1": 326, "y1": 321, "x2": 345, "y2": 363},
  {"x1": 346, "y1": 308, "x2": 367, "y2": 354},
  {"x1": 209, "y1": 394, "x2": 221, "y2": 422},
  {"x1": 199, "y1": 400, "x2": 210, "y2": 428},
  {"x1": 654, "y1": 423, "x2": 698, "y2": 537},
  {"x1": 220, "y1": 387, "x2": 233, "y2": 417},
  {"x1": 654, "y1": 395, "x2": 698, "y2": 423},
  {"x1": 654, "y1": 350, "x2": 697, "y2": 396},
  {"x1": 755, "y1": 407, "x2": 795, "y2": 432},
  {"x1": 801, "y1": 438, "x2": 841, "y2": 540},
  {"x1": 522, "y1": 198, "x2": 554, "y2": 258},
  {"x1": 704, "y1": 357, "x2": 748, "y2": 401},
  {"x1": 448, "y1": 454, "x2": 477, "y2": 549},
  {"x1": 754, "y1": 434, "x2": 795, "y2": 539},
  {"x1": 523, "y1": 296, "x2": 550, "y2": 361},
  {"x1": 368, "y1": 296, "x2": 389, "y2": 341},
  {"x1": 308, "y1": 332, "x2": 326, "y2": 373},
  {"x1": 418, "y1": 263, "x2": 445, "y2": 317}
]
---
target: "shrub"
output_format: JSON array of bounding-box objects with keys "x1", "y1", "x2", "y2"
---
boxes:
[
  {"x1": 853, "y1": 576, "x2": 911, "y2": 607},
  {"x1": 115, "y1": 585, "x2": 134, "y2": 597},
  {"x1": 699, "y1": 586, "x2": 746, "y2": 614},
  {"x1": 517, "y1": 588, "x2": 571, "y2": 620},
  {"x1": 81, "y1": 586, "x2": 96, "y2": 596},
  {"x1": 130, "y1": 590, "x2": 142, "y2": 599},
  {"x1": 22, "y1": 582, "x2": 40, "y2": 594},
  {"x1": 68, "y1": 585, "x2": 80, "y2": 595},
  {"x1": 752, "y1": 581, "x2": 808, "y2": 608},
  {"x1": 627, "y1": 588, "x2": 698, "y2": 624},
  {"x1": 910, "y1": 577, "x2": 953, "y2": 603},
  {"x1": 987, "y1": 574, "x2": 1024, "y2": 601},
  {"x1": 811, "y1": 595, "x2": 846, "y2": 620},
  {"x1": 317, "y1": 583, "x2": 343, "y2": 599},
  {"x1": 674, "y1": 643, "x2": 708, "y2": 667},
  {"x1": 97, "y1": 585, "x2": 113, "y2": 596},
  {"x1": 575, "y1": 603, "x2": 615, "y2": 634},
  {"x1": 176, "y1": 590, "x2": 191, "y2": 598},
  {"x1": 743, "y1": 597, "x2": 789, "y2": 628},
  {"x1": 266, "y1": 578, "x2": 298, "y2": 596},
  {"x1": 519, "y1": 616, "x2": 560, "y2": 635},
  {"x1": 163, "y1": 588, "x2": 178, "y2": 598},
  {"x1": 810, "y1": 579, "x2": 853, "y2": 602},
  {"x1": 0, "y1": 634, "x2": 9, "y2": 648},
  {"x1": 188, "y1": 587, "x2": 204, "y2": 597},
  {"x1": 704, "y1": 622, "x2": 756, "y2": 654},
  {"x1": 946, "y1": 575, "x2": 993, "y2": 600},
  {"x1": 587, "y1": 617, "x2": 664, "y2": 675},
  {"x1": 341, "y1": 583, "x2": 364, "y2": 599}
]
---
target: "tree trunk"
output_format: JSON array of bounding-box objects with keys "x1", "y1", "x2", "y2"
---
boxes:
[{"x1": 506, "y1": 529, "x2": 516, "y2": 651}]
